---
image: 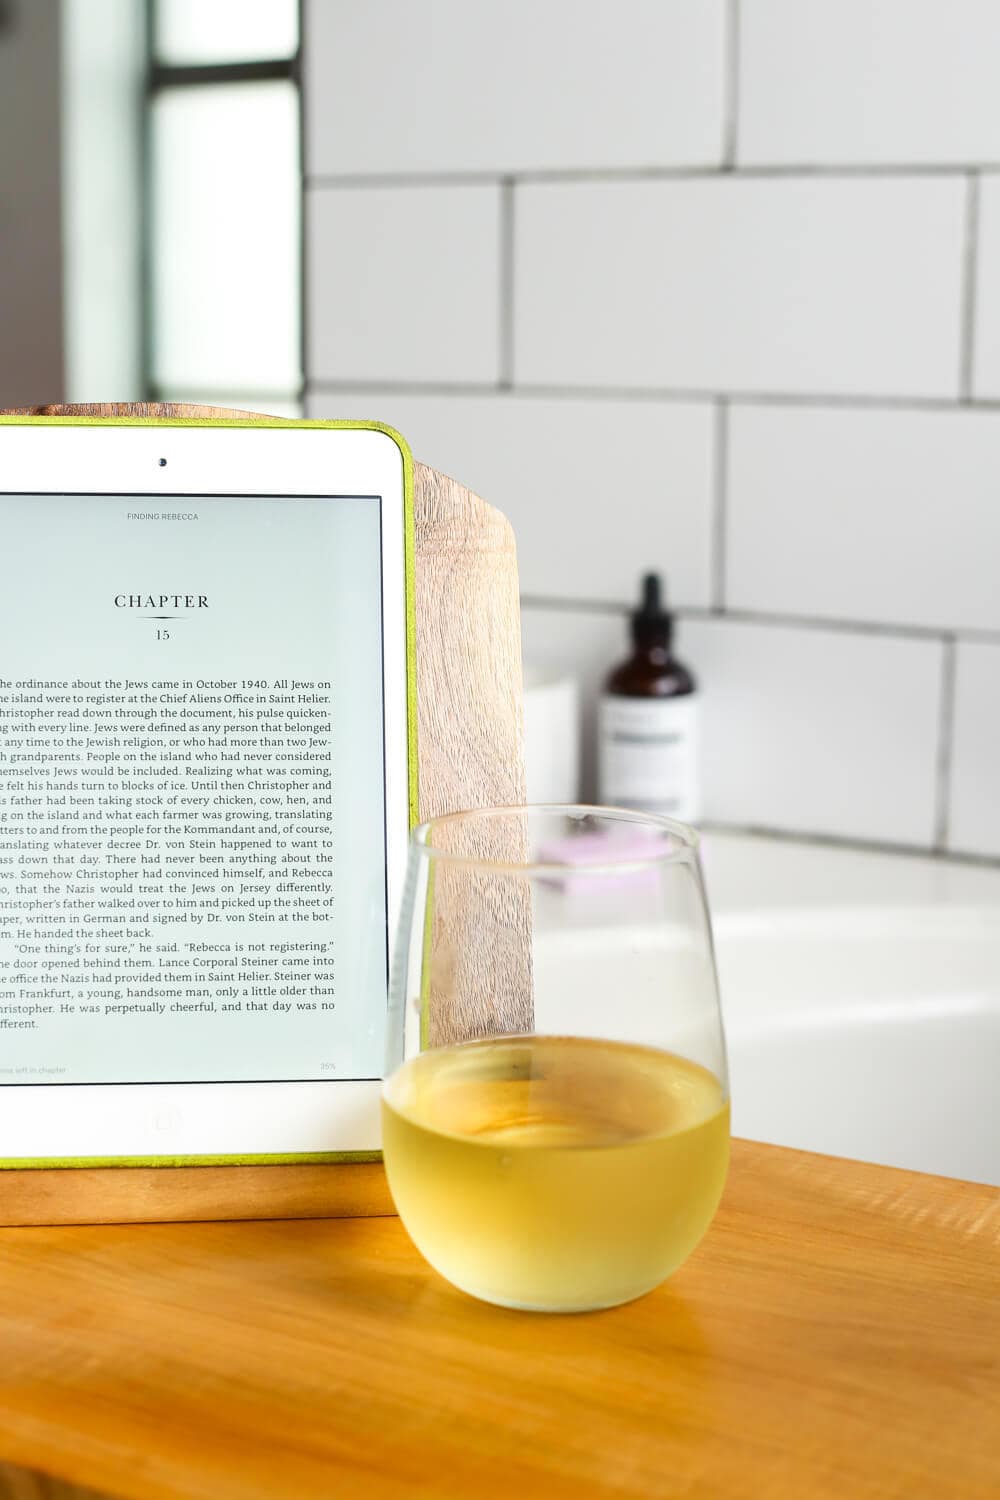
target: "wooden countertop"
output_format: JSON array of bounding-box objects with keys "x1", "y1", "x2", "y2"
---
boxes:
[{"x1": 0, "y1": 1140, "x2": 997, "y2": 1500}]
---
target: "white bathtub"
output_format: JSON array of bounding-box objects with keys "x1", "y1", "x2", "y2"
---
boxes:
[
  {"x1": 704, "y1": 834, "x2": 1000, "y2": 1188},
  {"x1": 715, "y1": 906, "x2": 1000, "y2": 1187}
]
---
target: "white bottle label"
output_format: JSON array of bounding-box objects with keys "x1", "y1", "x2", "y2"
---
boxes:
[{"x1": 598, "y1": 694, "x2": 700, "y2": 823}]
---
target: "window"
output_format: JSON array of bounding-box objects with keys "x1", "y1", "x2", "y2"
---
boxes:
[{"x1": 146, "y1": 0, "x2": 302, "y2": 415}]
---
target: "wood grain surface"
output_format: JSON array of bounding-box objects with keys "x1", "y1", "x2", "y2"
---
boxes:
[
  {"x1": 0, "y1": 1462, "x2": 111, "y2": 1500},
  {"x1": 0, "y1": 404, "x2": 526, "y2": 1225},
  {"x1": 412, "y1": 464, "x2": 534, "y2": 1046},
  {"x1": 0, "y1": 1140, "x2": 997, "y2": 1500}
]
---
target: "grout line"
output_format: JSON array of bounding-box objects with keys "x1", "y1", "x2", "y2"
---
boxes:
[
  {"x1": 305, "y1": 378, "x2": 1000, "y2": 412},
  {"x1": 959, "y1": 172, "x2": 981, "y2": 401},
  {"x1": 521, "y1": 595, "x2": 629, "y2": 617},
  {"x1": 701, "y1": 818, "x2": 1000, "y2": 869},
  {"x1": 933, "y1": 637, "x2": 958, "y2": 850},
  {"x1": 695, "y1": 388, "x2": 989, "y2": 412},
  {"x1": 513, "y1": 385, "x2": 985, "y2": 411},
  {"x1": 498, "y1": 178, "x2": 515, "y2": 388},
  {"x1": 722, "y1": 0, "x2": 740, "y2": 169},
  {"x1": 307, "y1": 379, "x2": 507, "y2": 398},
  {"x1": 678, "y1": 606, "x2": 953, "y2": 641},
  {"x1": 305, "y1": 162, "x2": 1000, "y2": 188},
  {"x1": 520, "y1": 597, "x2": 1000, "y2": 646},
  {"x1": 307, "y1": 170, "x2": 507, "y2": 189},
  {"x1": 711, "y1": 400, "x2": 729, "y2": 610}
]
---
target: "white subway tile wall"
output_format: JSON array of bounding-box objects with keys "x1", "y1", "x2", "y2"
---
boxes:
[
  {"x1": 739, "y1": 0, "x2": 1000, "y2": 167},
  {"x1": 949, "y1": 643, "x2": 1000, "y2": 857},
  {"x1": 306, "y1": 391, "x2": 715, "y2": 606},
  {"x1": 677, "y1": 620, "x2": 944, "y2": 847},
  {"x1": 971, "y1": 175, "x2": 1000, "y2": 399},
  {"x1": 304, "y1": 0, "x2": 1000, "y2": 857},
  {"x1": 307, "y1": 184, "x2": 501, "y2": 383},
  {"x1": 304, "y1": 0, "x2": 727, "y2": 174},
  {"x1": 727, "y1": 406, "x2": 1000, "y2": 633},
  {"x1": 514, "y1": 177, "x2": 965, "y2": 398}
]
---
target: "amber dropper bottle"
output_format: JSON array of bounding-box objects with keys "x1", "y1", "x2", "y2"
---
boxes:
[{"x1": 597, "y1": 573, "x2": 700, "y2": 822}]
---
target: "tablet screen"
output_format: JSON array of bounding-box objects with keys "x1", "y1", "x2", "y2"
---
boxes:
[{"x1": 0, "y1": 492, "x2": 390, "y2": 1089}]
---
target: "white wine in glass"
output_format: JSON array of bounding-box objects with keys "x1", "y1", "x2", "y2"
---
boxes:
[{"x1": 383, "y1": 806, "x2": 730, "y2": 1313}]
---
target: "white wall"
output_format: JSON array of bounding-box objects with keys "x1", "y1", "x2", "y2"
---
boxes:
[
  {"x1": 302, "y1": 0, "x2": 1000, "y2": 859},
  {"x1": 0, "y1": 0, "x2": 64, "y2": 406}
]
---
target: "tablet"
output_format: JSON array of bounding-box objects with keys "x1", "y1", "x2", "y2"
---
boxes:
[{"x1": 0, "y1": 418, "x2": 416, "y2": 1165}]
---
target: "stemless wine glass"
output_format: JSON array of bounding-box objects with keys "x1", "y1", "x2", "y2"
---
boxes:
[{"x1": 382, "y1": 805, "x2": 730, "y2": 1313}]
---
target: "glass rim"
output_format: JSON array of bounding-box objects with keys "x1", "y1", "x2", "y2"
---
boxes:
[{"x1": 409, "y1": 803, "x2": 701, "y2": 876}]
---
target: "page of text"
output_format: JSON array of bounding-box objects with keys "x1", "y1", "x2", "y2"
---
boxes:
[{"x1": 0, "y1": 493, "x2": 389, "y2": 1084}]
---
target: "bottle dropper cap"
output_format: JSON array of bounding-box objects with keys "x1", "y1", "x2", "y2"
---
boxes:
[{"x1": 631, "y1": 572, "x2": 672, "y2": 648}]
